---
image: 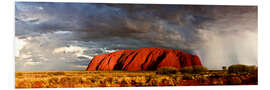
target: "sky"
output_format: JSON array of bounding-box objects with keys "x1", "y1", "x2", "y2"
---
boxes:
[{"x1": 15, "y1": 2, "x2": 257, "y2": 71}]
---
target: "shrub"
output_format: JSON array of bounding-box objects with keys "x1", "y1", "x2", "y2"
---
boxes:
[
  {"x1": 180, "y1": 66, "x2": 208, "y2": 73},
  {"x1": 15, "y1": 73, "x2": 23, "y2": 77},
  {"x1": 48, "y1": 72, "x2": 65, "y2": 76},
  {"x1": 156, "y1": 67, "x2": 179, "y2": 74},
  {"x1": 222, "y1": 66, "x2": 227, "y2": 71},
  {"x1": 228, "y1": 64, "x2": 258, "y2": 73},
  {"x1": 48, "y1": 77, "x2": 59, "y2": 83},
  {"x1": 228, "y1": 64, "x2": 247, "y2": 73},
  {"x1": 179, "y1": 66, "x2": 193, "y2": 73},
  {"x1": 193, "y1": 66, "x2": 208, "y2": 73},
  {"x1": 246, "y1": 65, "x2": 258, "y2": 73},
  {"x1": 182, "y1": 73, "x2": 193, "y2": 80},
  {"x1": 229, "y1": 77, "x2": 242, "y2": 85}
]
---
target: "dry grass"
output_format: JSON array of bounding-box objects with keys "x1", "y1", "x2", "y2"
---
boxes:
[{"x1": 15, "y1": 70, "x2": 257, "y2": 88}]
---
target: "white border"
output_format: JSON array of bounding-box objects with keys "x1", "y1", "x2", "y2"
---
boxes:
[{"x1": 2, "y1": 0, "x2": 269, "y2": 90}]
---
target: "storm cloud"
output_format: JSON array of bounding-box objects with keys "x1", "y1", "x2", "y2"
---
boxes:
[{"x1": 15, "y1": 2, "x2": 257, "y2": 70}]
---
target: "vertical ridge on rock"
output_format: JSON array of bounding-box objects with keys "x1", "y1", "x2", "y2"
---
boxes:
[{"x1": 141, "y1": 50, "x2": 153, "y2": 70}]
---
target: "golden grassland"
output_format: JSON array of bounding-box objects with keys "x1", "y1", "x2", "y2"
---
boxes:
[{"x1": 15, "y1": 70, "x2": 257, "y2": 88}]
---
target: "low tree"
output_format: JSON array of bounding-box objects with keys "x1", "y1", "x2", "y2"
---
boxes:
[
  {"x1": 222, "y1": 66, "x2": 227, "y2": 71},
  {"x1": 156, "y1": 67, "x2": 179, "y2": 74},
  {"x1": 179, "y1": 66, "x2": 193, "y2": 73},
  {"x1": 246, "y1": 65, "x2": 258, "y2": 73},
  {"x1": 182, "y1": 73, "x2": 193, "y2": 80},
  {"x1": 179, "y1": 66, "x2": 208, "y2": 73},
  {"x1": 228, "y1": 64, "x2": 258, "y2": 73},
  {"x1": 193, "y1": 66, "x2": 208, "y2": 73}
]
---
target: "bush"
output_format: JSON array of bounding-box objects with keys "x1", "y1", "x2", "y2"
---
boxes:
[
  {"x1": 193, "y1": 66, "x2": 208, "y2": 73},
  {"x1": 229, "y1": 77, "x2": 242, "y2": 85},
  {"x1": 179, "y1": 66, "x2": 193, "y2": 73},
  {"x1": 222, "y1": 66, "x2": 227, "y2": 71},
  {"x1": 182, "y1": 73, "x2": 193, "y2": 80},
  {"x1": 180, "y1": 66, "x2": 208, "y2": 73},
  {"x1": 228, "y1": 64, "x2": 246, "y2": 73},
  {"x1": 156, "y1": 67, "x2": 179, "y2": 74},
  {"x1": 246, "y1": 65, "x2": 258, "y2": 73},
  {"x1": 48, "y1": 72, "x2": 65, "y2": 76},
  {"x1": 228, "y1": 64, "x2": 258, "y2": 73}
]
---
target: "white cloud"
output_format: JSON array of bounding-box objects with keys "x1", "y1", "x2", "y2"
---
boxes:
[
  {"x1": 15, "y1": 33, "x2": 99, "y2": 71},
  {"x1": 54, "y1": 31, "x2": 72, "y2": 34},
  {"x1": 53, "y1": 45, "x2": 87, "y2": 54},
  {"x1": 76, "y1": 54, "x2": 93, "y2": 60},
  {"x1": 101, "y1": 48, "x2": 117, "y2": 53},
  {"x1": 24, "y1": 61, "x2": 41, "y2": 66},
  {"x1": 38, "y1": 6, "x2": 44, "y2": 10},
  {"x1": 19, "y1": 54, "x2": 32, "y2": 59},
  {"x1": 72, "y1": 65, "x2": 88, "y2": 68},
  {"x1": 53, "y1": 45, "x2": 93, "y2": 59},
  {"x1": 15, "y1": 37, "x2": 26, "y2": 57}
]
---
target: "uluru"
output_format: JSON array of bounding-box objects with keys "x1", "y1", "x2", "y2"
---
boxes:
[{"x1": 87, "y1": 48, "x2": 202, "y2": 71}]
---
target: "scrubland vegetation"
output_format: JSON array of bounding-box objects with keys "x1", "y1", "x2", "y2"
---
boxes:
[{"x1": 15, "y1": 65, "x2": 257, "y2": 88}]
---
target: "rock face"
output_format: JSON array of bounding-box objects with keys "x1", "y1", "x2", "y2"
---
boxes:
[{"x1": 87, "y1": 48, "x2": 202, "y2": 71}]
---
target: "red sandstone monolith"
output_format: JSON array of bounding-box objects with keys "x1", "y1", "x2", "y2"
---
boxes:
[{"x1": 87, "y1": 48, "x2": 202, "y2": 71}]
